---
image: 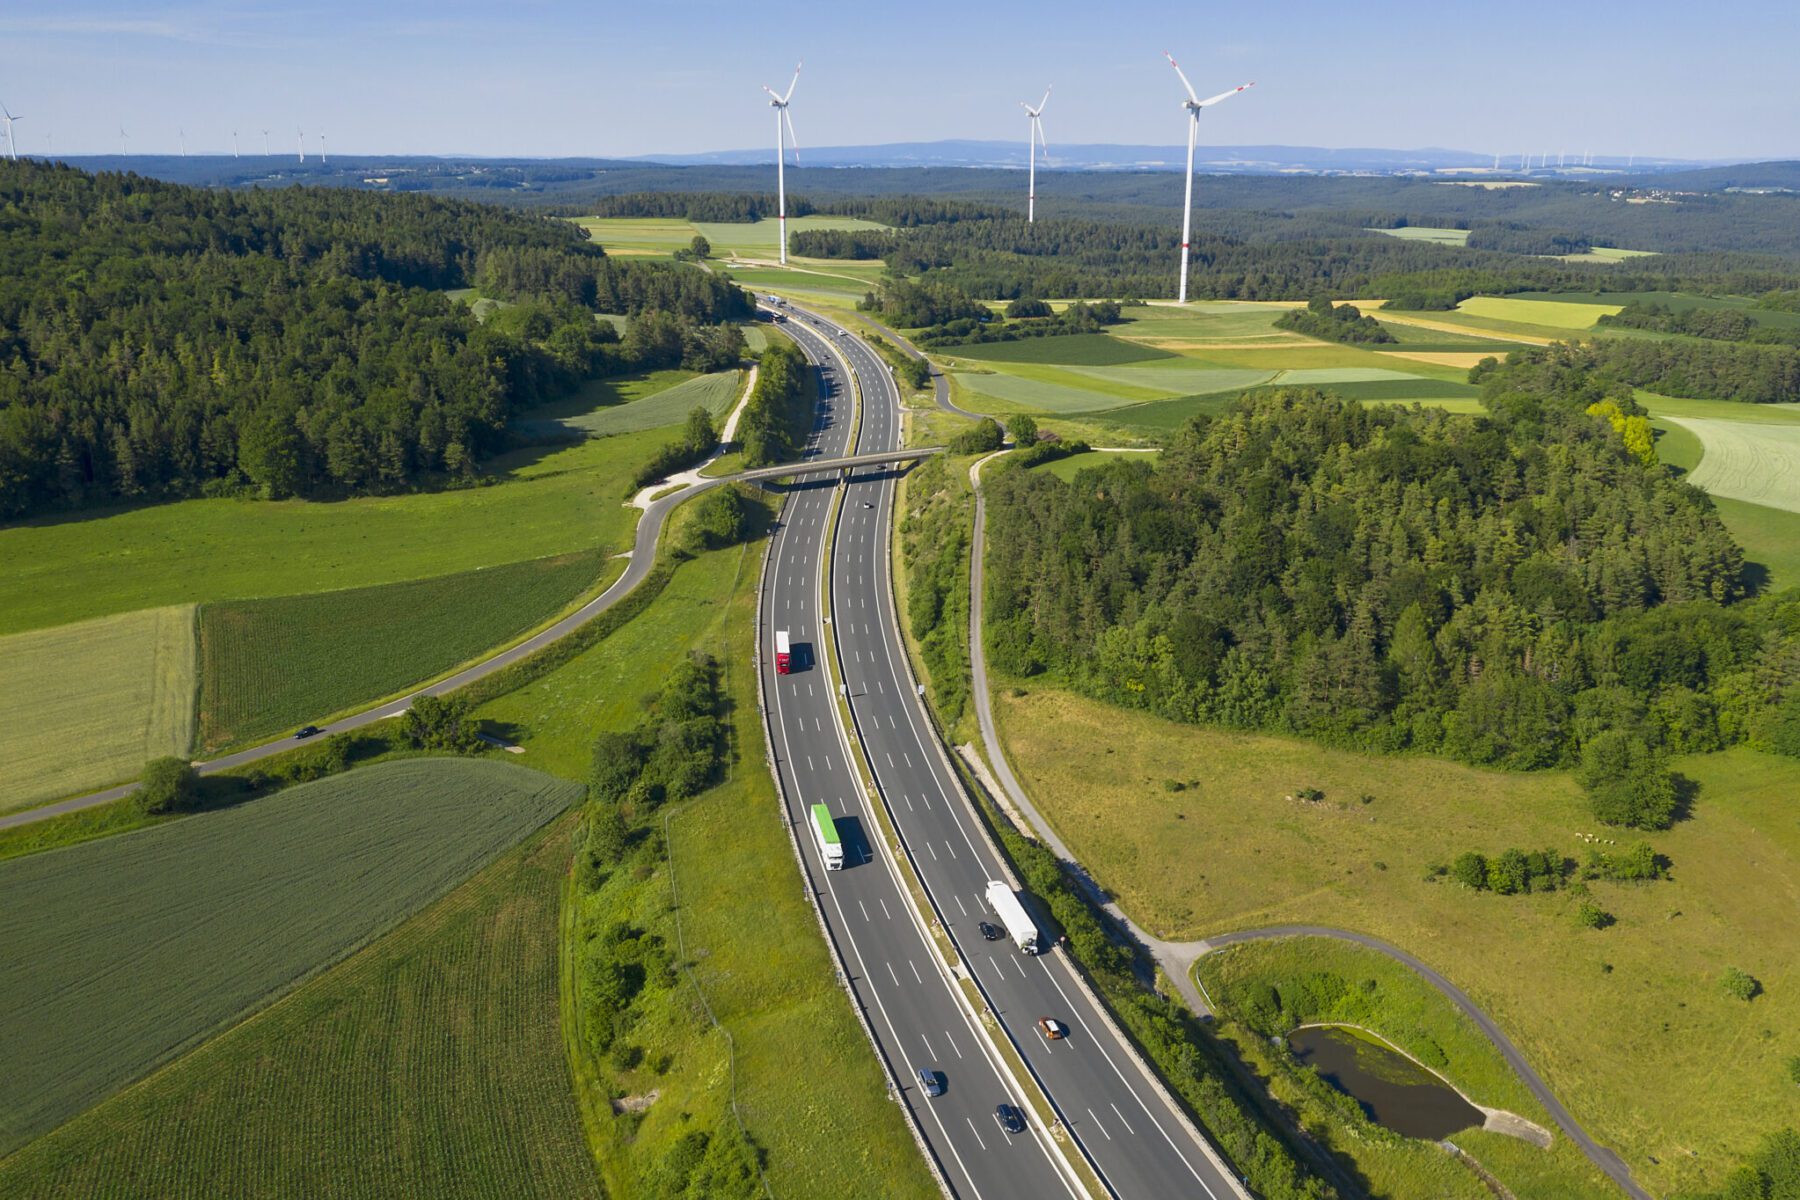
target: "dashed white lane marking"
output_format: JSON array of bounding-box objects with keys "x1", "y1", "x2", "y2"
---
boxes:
[
  {"x1": 946, "y1": 1030, "x2": 964, "y2": 1058},
  {"x1": 886, "y1": 961, "x2": 900, "y2": 986},
  {"x1": 927, "y1": 842, "x2": 939, "y2": 861},
  {"x1": 922, "y1": 1034, "x2": 938, "y2": 1060},
  {"x1": 946, "y1": 840, "x2": 958, "y2": 860},
  {"x1": 1087, "y1": 1109, "x2": 1112, "y2": 1141},
  {"x1": 1111, "y1": 1102, "x2": 1137, "y2": 1136},
  {"x1": 966, "y1": 1119, "x2": 988, "y2": 1151},
  {"x1": 953, "y1": 894, "x2": 967, "y2": 915},
  {"x1": 879, "y1": 897, "x2": 892, "y2": 920},
  {"x1": 859, "y1": 900, "x2": 870, "y2": 921}
]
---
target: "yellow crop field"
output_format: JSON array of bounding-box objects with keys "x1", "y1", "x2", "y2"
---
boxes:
[
  {"x1": 0, "y1": 606, "x2": 197, "y2": 814},
  {"x1": 1455, "y1": 296, "x2": 1624, "y2": 329}
]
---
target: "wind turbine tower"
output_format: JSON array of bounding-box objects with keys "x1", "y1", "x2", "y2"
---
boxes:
[
  {"x1": 179, "y1": 128, "x2": 187, "y2": 158},
  {"x1": 262, "y1": 129, "x2": 270, "y2": 156},
  {"x1": 760, "y1": 63, "x2": 802, "y2": 265},
  {"x1": 1021, "y1": 87, "x2": 1051, "y2": 222},
  {"x1": 1, "y1": 105, "x2": 19, "y2": 161},
  {"x1": 297, "y1": 127, "x2": 305, "y2": 164},
  {"x1": 233, "y1": 130, "x2": 239, "y2": 158},
  {"x1": 119, "y1": 127, "x2": 128, "y2": 155},
  {"x1": 1165, "y1": 52, "x2": 1253, "y2": 304},
  {"x1": 319, "y1": 131, "x2": 326, "y2": 163}
]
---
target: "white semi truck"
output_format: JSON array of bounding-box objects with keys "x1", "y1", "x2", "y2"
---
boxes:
[{"x1": 984, "y1": 880, "x2": 1040, "y2": 954}]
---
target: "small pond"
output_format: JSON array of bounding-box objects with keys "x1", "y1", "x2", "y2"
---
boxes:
[{"x1": 1288, "y1": 1024, "x2": 1482, "y2": 1140}]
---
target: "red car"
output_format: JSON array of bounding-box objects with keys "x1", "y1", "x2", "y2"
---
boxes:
[{"x1": 1037, "y1": 1017, "x2": 1067, "y2": 1041}]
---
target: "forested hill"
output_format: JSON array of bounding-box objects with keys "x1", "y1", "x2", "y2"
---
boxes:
[
  {"x1": 0, "y1": 161, "x2": 750, "y2": 520},
  {"x1": 984, "y1": 359, "x2": 1800, "y2": 777}
]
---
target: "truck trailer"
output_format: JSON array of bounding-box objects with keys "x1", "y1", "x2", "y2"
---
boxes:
[
  {"x1": 984, "y1": 881, "x2": 1040, "y2": 954},
  {"x1": 811, "y1": 803, "x2": 844, "y2": 870},
  {"x1": 775, "y1": 630, "x2": 791, "y2": 675}
]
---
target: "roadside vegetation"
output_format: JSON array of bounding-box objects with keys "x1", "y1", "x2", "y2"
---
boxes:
[
  {"x1": 0, "y1": 818, "x2": 600, "y2": 1199},
  {"x1": 0, "y1": 758, "x2": 580, "y2": 1155}
]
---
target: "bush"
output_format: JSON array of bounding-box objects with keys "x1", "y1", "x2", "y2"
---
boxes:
[
  {"x1": 950, "y1": 417, "x2": 1005, "y2": 455},
  {"x1": 1450, "y1": 851, "x2": 1488, "y2": 890},
  {"x1": 137, "y1": 756, "x2": 199, "y2": 815},
  {"x1": 1721, "y1": 967, "x2": 1762, "y2": 1001},
  {"x1": 686, "y1": 484, "x2": 753, "y2": 551},
  {"x1": 402, "y1": 693, "x2": 482, "y2": 752},
  {"x1": 1577, "y1": 731, "x2": 1680, "y2": 830},
  {"x1": 1576, "y1": 902, "x2": 1614, "y2": 930},
  {"x1": 1005, "y1": 297, "x2": 1053, "y2": 319},
  {"x1": 1007, "y1": 414, "x2": 1039, "y2": 446}
]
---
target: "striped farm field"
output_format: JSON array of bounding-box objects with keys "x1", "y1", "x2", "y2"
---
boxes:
[
  {"x1": 514, "y1": 368, "x2": 742, "y2": 439},
  {"x1": 0, "y1": 606, "x2": 196, "y2": 814},
  {"x1": 1669, "y1": 418, "x2": 1800, "y2": 512},
  {"x1": 198, "y1": 550, "x2": 605, "y2": 750},
  {"x1": 940, "y1": 333, "x2": 1173, "y2": 366},
  {"x1": 0, "y1": 819, "x2": 597, "y2": 1199},
  {"x1": 0, "y1": 758, "x2": 581, "y2": 1157},
  {"x1": 1452, "y1": 296, "x2": 1623, "y2": 330}
]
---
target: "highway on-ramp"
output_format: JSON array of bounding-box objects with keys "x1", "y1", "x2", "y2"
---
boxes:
[{"x1": 771, "y1": 307, "x2": 1249, "y2": 1199}]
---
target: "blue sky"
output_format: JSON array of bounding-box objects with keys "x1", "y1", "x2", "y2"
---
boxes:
[{"x1": 3, "y1": 1, "x2": 1796, "y2": 160}]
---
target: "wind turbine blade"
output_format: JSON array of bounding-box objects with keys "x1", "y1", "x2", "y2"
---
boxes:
[
  {"x1": 762, "y1": 84, "x2": 781, "y2": 101},
  {"x1": 1037, "y1": 86, "x2": 1052, "y2": 113},
  {"x1": 784, "y1": 109, "x2": 800, "y2": 163},
  {"x1": 1198, "y1": 82, "x2": 1255, "y2": 108},
  {"x1": 783, "y1": 62, "x2": 802, "y2": 103},
  {"x1": 1164, "y1": 52, "x2": 1200, "y2": 105}
]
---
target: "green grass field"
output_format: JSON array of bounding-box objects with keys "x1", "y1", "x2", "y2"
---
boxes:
[
  {"x1": 1454, "y1": 296, "x2": 1624, "y2": 329},
  {"x1": 572, "y1": 215, "x2": 891, "y2": 259},
  {"x1": 198, "y1": 550, "x2": 606, "y2": 750},
  {"x1": 990, "y1": 683, "x2": 1800, "y2": 1197},
  {"x1": 0, "y1": 816, "x2": 600, "y2": 1199},
  {"x1": 1649, "y1": 407, "x2": 1800, "y2": 591},
  {"x1": 514, "y1": 369, "x2": 742, "y2": 439},
  {"x1": 0, "y1": 606, "x2": 196, "y2": 813},
  {"x1": 0, "y1": 428, "x2": 671, "y2": 637},
  {"x1": 1518, "y1": 291, "x2": 1800, "y2": 332},
  {"x1": 1111, "y1": 301, "x2": 1308, "y2": 348},
  {"x1": 1666, "y1": 419, "x2": 1800, "y2": 512},
  {"x1": 1370, "y1": 226, "x2": 1471, "y2": 245},
  {"x1": 1029, "y1": 449, "x2": 1163, "y2": 481},
  {"x1": 940, "y1": 333, "x2": 1173, "y2": 366},
  {"x1": 1196, "y1": 938, "x2": 1618, "y2": 1200},
  {"x1": 0, "y1": 758, "x2": 581, "y2": 1156},
  {"x1": 477, "y1": 529, "x2": 934, "y2": 1195}
]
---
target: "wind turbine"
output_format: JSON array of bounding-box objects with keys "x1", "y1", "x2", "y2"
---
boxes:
[
  {"x1": 1021, "y1": 86, "x2": 1051, "y2": 223},
  {"x1": 0, "y1": 105, "x2": 19, "y2": 161},
  {"x1": 761, "y1": 62, "x2": 801, "y2": 266},
  {"x1": 262, "y1": 128, "x2": 270, "y2": 156},
  {"x1": 297, "y1": 127, "x2": 305, "y2": 163},
  {"x1": 319, "y1": 131, "x2": 326, "y2": 163},
  {"x1": 233, "y1": 129, "x2": 239, "y2": 158},
  {"x1": 119, "y1": 127, "x2": 129, "y2": 155},
  {"x1": 179, "y1": 128, "x2": 187, "y2": 157},
  {"x1": 1165, "y1": 52, "x2": 1253, "y2": 304}
]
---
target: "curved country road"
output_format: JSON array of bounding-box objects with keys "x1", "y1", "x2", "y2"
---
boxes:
[
  {"x1": 0, "y1": 445, "x2": 939, "y2": 832},
  {"x1": 965, "y1": 450, "x2": 1652, "y2": 1200}
]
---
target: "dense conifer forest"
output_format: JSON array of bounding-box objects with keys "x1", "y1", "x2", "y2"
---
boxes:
[
  {"x1": 983, "y1": 348, "x2": 1800, "y2": 784},
  {"x1": 0, "y1": 162, "x2": 751, "y2": 519}
]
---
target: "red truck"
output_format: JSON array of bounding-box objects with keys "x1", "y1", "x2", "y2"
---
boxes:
[{"x1": 775, "y1": 630, "x2": 792, "y2": 675}]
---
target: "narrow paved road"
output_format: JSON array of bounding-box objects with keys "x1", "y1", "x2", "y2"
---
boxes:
[
  {"x1": 965, "y1": 451, "x2": 1653, "y2": 1200},
  {"x1": 0, "y1": 446, "x2": 938, "y2": 832}
]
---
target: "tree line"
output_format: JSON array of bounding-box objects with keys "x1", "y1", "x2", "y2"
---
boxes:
[
  {"x1": 1597, "y1": 300, "x2": 1800, "y2": 347},
  {"x1": 0, "y1": 161, "x2": 754, "y2": 519},
  {"x1": 1274, "y1": 298, "x2": 1395, "y2": 344},
  {"x1": 983, "y1": 354, "x2": 1800, "y2": 806}
]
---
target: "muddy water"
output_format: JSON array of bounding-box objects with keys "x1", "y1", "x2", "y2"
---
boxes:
[{"x1": 1289, "y1": 1024, "x2": 1482, "y2": 1140}]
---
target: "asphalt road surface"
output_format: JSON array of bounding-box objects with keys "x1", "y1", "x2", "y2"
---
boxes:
[{"x1": 768, "y1": 309, "x2": 1248, "y2": 1199}]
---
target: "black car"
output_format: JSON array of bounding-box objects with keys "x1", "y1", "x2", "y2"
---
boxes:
[
  {"x1": 294, "y1": 725, "x2": 321, "y2": 739},
  {"x1": 994, "y1": 1103, "x2": 1025, "y2": 1135},
  {"x1": 978, "y1": 921, "x2": 1001, "y2": 941}
]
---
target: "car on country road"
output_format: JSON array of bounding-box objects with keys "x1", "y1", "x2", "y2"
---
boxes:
[
  {"x1": 294, "y1": 725, "x2": 321, "y2": 739},
  {"x1": 978, "y1": 920, "x2": 1001, "y2": 941},
  {"x1": 1037, "y1": 1017, "x2": 1067, "y2": 1041},
  {"x1": 916, "y1": 1067, "x2": 944, "y2": 1097},
  {"x1": 994, "y1": 1103, "x2": 1025, "y2": 1135}
]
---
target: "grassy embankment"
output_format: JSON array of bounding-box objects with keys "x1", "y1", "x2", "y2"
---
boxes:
[
  {"x1": 575, "y1": 215, "x2": 891, "y2": 308},
  {"x1": 514, "y1": 368, "x2": 742, "y2": 439},
  {"x1": 0, "y1": 758, "x2": 580, "y2": 1157},
  {"x1": 474, "y1": 503, "x2": 934, "y2": 1197},
  {"x1": 0, "y1": 815, "x2": 599, "y2": 1200},
  {"x1": 989, "y1": 683, "x2": 1800, "y2": 1198},
  {"x1": 0, "y1": 606, "x2": 196, "y2": 814}
]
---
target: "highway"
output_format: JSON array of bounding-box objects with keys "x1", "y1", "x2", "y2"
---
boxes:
[{"x1": 764, "y1": 307, "x2": 1249, "y2": 1199}]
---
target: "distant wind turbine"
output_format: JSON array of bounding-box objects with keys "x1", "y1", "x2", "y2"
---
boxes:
[
  {"x1": 297, "y1": 127, "x2": 305, "y2": 163},
  {"x1": 262, "y1": 128, "x2": 270, "y2": 156},
  {"x1": 233, "y1": 129, "x2": 239, "y2": 158},
  {"x1": 761, "y1": 62, "x2": 802, "y2": 265},
  {"x1": 179, "y1": 128, "x2": 187, "y2": 158},
  {"x1": 120, "y1": 127, "x2": 129, "y2": 155},
  {"x1": 1165, "y1": 52, "x2": 1253, "y2": 304},
  {"x1": 1, "y1": 105, "x2": 19, "y2": 161},
  {"x1": 1021, "y1": 86, "x2": 1051, "y2": 223},
  {"x1": 319, "y1": 131, "x2": 326, "y2": 163}
]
